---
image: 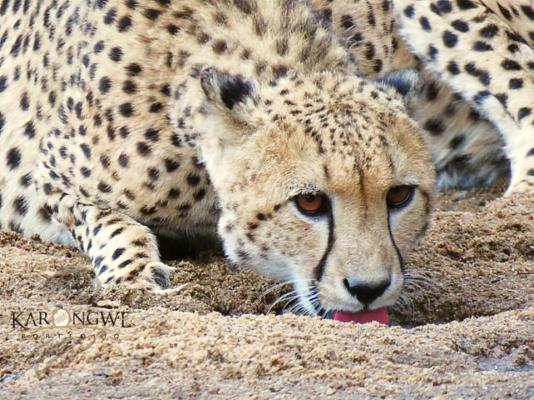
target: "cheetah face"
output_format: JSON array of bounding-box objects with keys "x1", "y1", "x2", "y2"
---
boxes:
[{"x1": 197, "y1": 68, "x2": 434, "y2": 315}]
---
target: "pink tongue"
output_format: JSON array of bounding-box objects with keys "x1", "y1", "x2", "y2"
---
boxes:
[{"x1": 332, "y1": 307, "x2": 389, "y2": 325}]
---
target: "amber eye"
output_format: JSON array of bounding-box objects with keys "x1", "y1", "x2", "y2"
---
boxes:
[
  {"x1": 295, "y1": 193, "x2": 330, "y2": 216},
  {"x1": 386, "y1": 186, "x2": 415, "y2": 210}
]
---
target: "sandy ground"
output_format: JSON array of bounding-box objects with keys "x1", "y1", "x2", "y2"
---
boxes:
[{"x1": 0, "y1": 185, "x2": 533, "y2": 399}]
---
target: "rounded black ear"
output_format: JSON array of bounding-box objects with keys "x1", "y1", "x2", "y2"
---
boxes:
[
  {"x1": 198, "y1": 68, "x2": 263, "y2": 143},
  {"x1": 201, "y1": 67, "x2": 254, "y2": 110},
  {"x1": 375, "y1": 69, "x2": 422, "y2": 97}
]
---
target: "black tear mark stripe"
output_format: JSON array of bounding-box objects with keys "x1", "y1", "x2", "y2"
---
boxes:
[
  {"x1": 387, "y1": 212, "x2": 405, "y2": 272},
  {"x1": 387, "y1": 189, "x2": 432, "y2": 272},
  {"x1": 313, "y1": 209, "x2": 335, "y2": 281}
]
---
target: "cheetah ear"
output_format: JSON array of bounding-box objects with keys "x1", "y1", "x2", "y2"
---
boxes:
[
  {"x1": 200, "y1": 67, "x2": 261, "y2": 126},
  {"x1": 375, "y1": 69, "x2": 423, "y2": 99}
]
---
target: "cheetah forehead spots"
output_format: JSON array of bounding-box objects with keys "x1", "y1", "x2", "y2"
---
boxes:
[{"x1": 197, "y1": 69, "x2": 432, "y2": 209}]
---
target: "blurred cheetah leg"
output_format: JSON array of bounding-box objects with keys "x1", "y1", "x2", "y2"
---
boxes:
[{"x1": 393, "y1": 0, "x2": 534, "y2": 194}]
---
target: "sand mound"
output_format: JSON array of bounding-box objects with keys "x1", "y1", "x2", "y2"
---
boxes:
[{"x1": 0, "y1": 188, "x2": 532, "y2": 398}]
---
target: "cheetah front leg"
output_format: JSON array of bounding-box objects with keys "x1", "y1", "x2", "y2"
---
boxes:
[
  {"x1": 393, "y1": 0, "x2": 534, "y2": 195},
  {"x1": 53, "y1": 194, "x2": 173, "y2": 289}
]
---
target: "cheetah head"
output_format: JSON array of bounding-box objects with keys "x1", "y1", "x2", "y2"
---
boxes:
[{"x1": 197, "y1": 68, "x2": 434, "y2": 316}]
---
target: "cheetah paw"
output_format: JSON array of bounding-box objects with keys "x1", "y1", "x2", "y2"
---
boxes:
[{"x1": 128, "y1": 261, "x2": 177, "y2": 291}]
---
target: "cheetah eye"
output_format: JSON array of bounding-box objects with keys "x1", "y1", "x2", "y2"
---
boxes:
[
  {"x1": 294, "y1": 193, "x2": 330, "y2": 216},
  {"x1": 386, "y1": 185, "x2": 415, "y2": 210}
]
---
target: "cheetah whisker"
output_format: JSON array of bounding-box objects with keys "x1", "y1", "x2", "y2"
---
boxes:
[
  {"x1": 259, "y1": 280, "x2": 294, "y2": 300},
  {"x1": 267, "y1": 290, "x2": 300, "y2": 314}
]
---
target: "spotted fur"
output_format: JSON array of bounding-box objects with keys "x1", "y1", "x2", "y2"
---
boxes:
[
  {"x1": 312, "y1": 0, "x2": 533, "y2": 192},
  {"x1": 0, "y1": 0, "x2": 531, "y2": 314},
  {"x1": 392, "y1": 0, "x2": 534, "y2": 194}
]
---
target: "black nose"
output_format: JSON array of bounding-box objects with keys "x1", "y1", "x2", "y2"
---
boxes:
[{"x1": 343, "y1": 278, "x2": 390, "y2": 305}]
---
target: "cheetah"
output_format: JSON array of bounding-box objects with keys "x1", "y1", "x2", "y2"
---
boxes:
[{"x1": 0, "y1": 0, "x2": 531, "y2": 316}]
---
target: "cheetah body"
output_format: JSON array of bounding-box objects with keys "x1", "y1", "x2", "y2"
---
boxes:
[{"x1": 0, "y1": 0, "x2": 532, "y2": 313}]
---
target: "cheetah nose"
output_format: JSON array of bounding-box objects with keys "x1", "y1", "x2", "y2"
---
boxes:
[{"x1": 343, "y1": 277, "x2": 390, "y2": 305}]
